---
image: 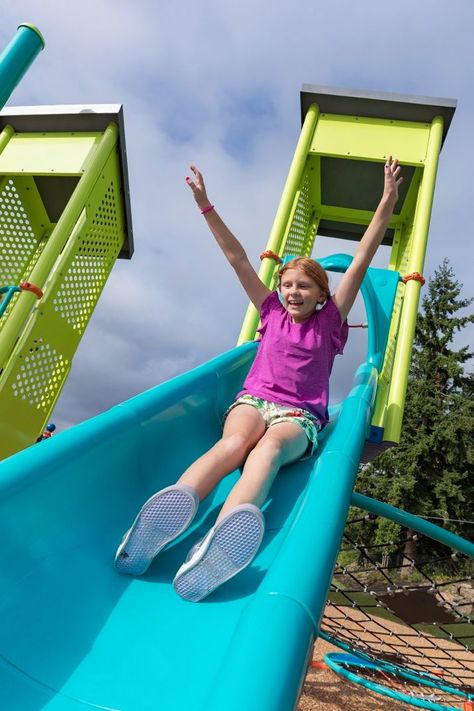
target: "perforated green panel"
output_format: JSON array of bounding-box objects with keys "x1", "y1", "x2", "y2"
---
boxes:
[
  {"x1": 0, "y1": 177, "x2": 48, "y2": 329},
  {"x1": 281, "y1": 168, "x2": 315, "y2": 259},
  {"x1": 11, "y1": 342, "x2": 69, "y2": 410},
  {"x1": 267, "y1": 166, "x2": 318, "y2": 292},
  {"x1": 53, "y1": 181, "x2": 122, "y2": 333},
  {"x1": 0, "y1": 179, "x2": 37, "y2": 279}
]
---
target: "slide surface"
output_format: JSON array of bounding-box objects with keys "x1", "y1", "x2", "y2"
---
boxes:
[{"x1": 0, "y1": 342, "x2": 376, "y2": 711}]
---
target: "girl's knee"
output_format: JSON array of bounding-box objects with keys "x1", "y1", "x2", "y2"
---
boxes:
[
  {"x1": 222, "y1": 431, "x2": 257, "y2": 459},
  {"x1": 251, "y1": 435, "x2": 283, "y2": 465}
]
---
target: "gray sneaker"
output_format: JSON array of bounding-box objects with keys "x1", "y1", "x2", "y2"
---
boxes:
[
  {"x1": 173, "y1": 504, "x2": 265, "y2": 602},
  {"x1": 115, "y1": 484, "x2": 199, "y2": 576}
]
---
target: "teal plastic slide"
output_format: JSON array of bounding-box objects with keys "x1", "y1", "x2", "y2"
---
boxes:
[{"x1": 0, "y1": 259, "x2": 399, "y2": 710}]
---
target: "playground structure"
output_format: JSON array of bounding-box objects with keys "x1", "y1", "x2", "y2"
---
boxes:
[
  {"x1": 0, "y1": 97, "x2": 132, "y2": 458},
  {"x1": 0, "y1": 24, "x2": 472, "y2": 711}
]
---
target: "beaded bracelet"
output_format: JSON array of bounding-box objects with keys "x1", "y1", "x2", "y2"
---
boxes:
[{"x1": 201, "y1": 205, "x2": 215, "y2": 215}]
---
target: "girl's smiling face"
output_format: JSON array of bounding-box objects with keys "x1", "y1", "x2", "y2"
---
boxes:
[{"x1": 279, "y1": 268, "x2": 326, "y2": 323}]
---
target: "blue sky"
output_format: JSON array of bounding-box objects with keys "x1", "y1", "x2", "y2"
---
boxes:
[{"x1": 1, "y1": 1, "x2": 473, "y2": 430}]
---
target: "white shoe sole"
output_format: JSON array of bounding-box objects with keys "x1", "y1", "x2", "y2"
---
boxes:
[
  {"x1": 173, "y1": 504, "x2": 265, "y2": 602},
  {"x1": 115, "y1": 485, "x2": 199, "y2": 576}
]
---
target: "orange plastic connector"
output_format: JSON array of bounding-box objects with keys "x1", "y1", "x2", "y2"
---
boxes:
[
  {"x1": 309, "y1": 660, "x2": 329, "y2": 670},
  {"x1": 403, "y1": 272, "x2": 426, "y2": 286},
  {"x1": 463, "y1": 701, "x2": 474, "y2": 711},
  {"x1": 260, "y1": 250, "x2": 282, "y2": 264},
  {"x1": 19, "y1": 281, "x2": 43, "y2": 299}
]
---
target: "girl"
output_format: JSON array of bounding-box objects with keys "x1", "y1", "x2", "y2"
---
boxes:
[{"x1": 115, "y1": 158, "x2": 402, "y2": 602}]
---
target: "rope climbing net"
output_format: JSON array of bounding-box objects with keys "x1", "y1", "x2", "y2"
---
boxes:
[{"x1": 319, "y1": 497, "x2": 474, "y2": 709}]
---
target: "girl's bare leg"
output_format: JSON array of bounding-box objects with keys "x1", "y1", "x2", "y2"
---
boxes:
[
  {"x1": 176, "y1": 404, "x2": 266, "y2": 500},
  {"x1": 216, "y1": 421, "x2": 308, "y2": 520}
]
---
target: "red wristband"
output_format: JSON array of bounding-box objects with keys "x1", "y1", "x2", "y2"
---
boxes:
[{"x1": 201, "y1": 205, "x2": 215, "y2": 215}]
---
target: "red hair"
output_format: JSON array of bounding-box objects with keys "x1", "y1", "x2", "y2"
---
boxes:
[{"x1": 278, "y1": 257, "x2": 330, "y2": 299}]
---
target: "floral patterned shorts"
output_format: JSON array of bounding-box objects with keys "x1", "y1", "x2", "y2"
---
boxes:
[{"x1": 223, "y1": 394, "x2": 321, "y2": 460}]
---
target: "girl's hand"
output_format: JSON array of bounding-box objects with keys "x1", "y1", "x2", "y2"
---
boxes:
[
  {"x1": 185, "y1": 165, "x2": 212, "y2": 211},
  {"x1": 383, "y1": 156, "x2": 403, "y2": 207}
]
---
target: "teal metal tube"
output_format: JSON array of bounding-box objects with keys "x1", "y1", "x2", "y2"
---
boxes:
[
  {"x1": 351, "y1": 492, "x2": 474, "y2": 558},
  {"x1": 324, "y1": 653, "x2": 461, "y2": 711},
  {"x1": 321, "y1": 636, "x2": 472, "y2": 701},
  {"x1": 0, "y1": 24, "x2": 45, "y2": 109},
  {"x1": 0, "y1": 286, "x2": 20, "y2": 318}
]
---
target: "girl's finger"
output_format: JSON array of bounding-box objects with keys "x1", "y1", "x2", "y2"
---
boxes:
[
  {"x1": 185, "y1": 176, "x2": 196, "y2": 191},
  {"x1": 190, "y1": 165, "x2": 203, "y2": 182}
]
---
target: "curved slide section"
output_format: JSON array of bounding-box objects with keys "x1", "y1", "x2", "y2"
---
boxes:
[{"x1": 0, "y1": 343, "x2": 376, "y2": 711}]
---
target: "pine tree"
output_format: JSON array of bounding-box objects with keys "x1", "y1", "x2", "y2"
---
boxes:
[{"x1": 355, "y1": 259, "x2": 474, "y2": 557}]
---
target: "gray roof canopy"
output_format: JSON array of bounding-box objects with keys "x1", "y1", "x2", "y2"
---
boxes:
[{"x1": 300, "y1": 84, "x2": 456, "y2": 145}]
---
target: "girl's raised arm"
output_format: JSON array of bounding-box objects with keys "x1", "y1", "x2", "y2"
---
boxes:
[
  {"x1": 333, "y1": 157, "x2": 403, "y2": 323},
  {"x1": 186, "y1": 165, "x2": 272, "y2": 311}
]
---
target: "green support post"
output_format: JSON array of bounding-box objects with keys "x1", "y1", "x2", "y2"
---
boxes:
[
  {"x1": 0, "y1": 124, "x2": 14, "y2": 154},
  {"x1": 384, "y1": 115, "x2": 444, "y2": 442},
  {"x1": 237, "y1": 103, "x2": 320, "y2": 344}
]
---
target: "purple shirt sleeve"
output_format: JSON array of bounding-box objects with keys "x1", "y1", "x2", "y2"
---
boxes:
[
  {"x1": 257, "y1": 291, "x2": 281, "y2": 337},
  {"x1": 321, "y1": 298, "x2": 349, "y2": 355}
]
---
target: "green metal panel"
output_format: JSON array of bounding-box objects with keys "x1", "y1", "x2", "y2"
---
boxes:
[
  {"x1": 281, "y1": 163, "x2": 317, "y2": 258},
  {"x1": 0, "y1": 132, "x2": 103, "y2": 175},
  {"x1": 0, "y1": 125, "x2": 127, "y2": 458},
  {"x1": 0, "y1": 175, "x2": 52, "y2": 331},
  {"x1": 310, "y1": 113, "x2": 431, "y2": 164}
]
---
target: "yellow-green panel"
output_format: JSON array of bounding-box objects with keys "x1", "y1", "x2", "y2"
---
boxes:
[
  {"x1": 310, "y1": 114, "x2": 431, "y2": 165},
  {"x1": 0, "y1": 306, "x2": 73, "y2": 455},
  {"x1": 281, "y1": 163, "x2": 317, "y2": 259},
  {"x1": 0, "y1": 132, "x2": 102, "y2": 176},
  {"x1": 0, "y1": 175, "x2": 51, "y2": 333},
  {"x1": 319, "y1": 205, "x2": 400, "y2": 229},
  {"x1": 42, "y1": 151, "x2": 126, "y2": 336},
  {"x1": 0, "y1": 145, "x2": 126, "y2": 459}
]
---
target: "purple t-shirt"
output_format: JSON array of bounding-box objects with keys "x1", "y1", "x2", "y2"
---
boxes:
[{"x1": 237, "y1": 292, "x2": 349, "y2": 426}]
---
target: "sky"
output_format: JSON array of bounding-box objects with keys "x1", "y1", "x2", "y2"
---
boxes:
[{"x1": 1, "y1": 1, "x2": 473, "y2": 431}]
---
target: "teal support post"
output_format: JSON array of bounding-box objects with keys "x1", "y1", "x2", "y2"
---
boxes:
[
  {"x1": 0, "y1": 23, "x2": 45, "y2": 109},
  {"x1": 351, "y1": 492, "x2": 474, "y2": 558}
]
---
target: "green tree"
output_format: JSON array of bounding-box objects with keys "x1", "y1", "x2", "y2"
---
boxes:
[{"x1": 354, "y1": 259, "x2": 474, "y2": 561}]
